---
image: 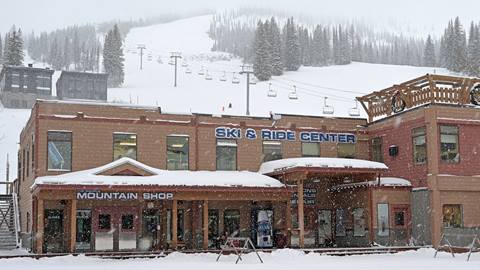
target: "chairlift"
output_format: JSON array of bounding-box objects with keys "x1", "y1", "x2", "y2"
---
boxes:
[
  {"x1": 182, "y1": 61, "x2": 188, "y2": 67},
  {"x1": 267, "y1": 83, "x2": 277, "y2": 97},
  {"x1": 185, "y1": 67, "x2": 192, "y2": 74},
  {"x1": 157, "y1": 57, "x2": 163, "y2": 64},
  {"x1": 232, "y1": 72, "x2": 240, "y2": 84},
  {"x1": 288, "y1": 85, "x2": 298, "y2": 100},
  {"x1": 323, "y1": 97, "x2": 334, "y2": 114},
  {"x1": 168, "y1": 59, "x2": 175, "y2": 65},
  {"x1": 249, "y1": 77, "x2": 257, "y2": 85},
  {"x1": 348, "y1": 100, "x2": 361, "y2": 117},
  {"x1": 219, "y1": 71, "x2": 227, "y2": 82},
  {"x1": 198, "y1": 66, "x2": 205, "y2": 76},
  {"x1": 205, "y1": 70, "x2": 213, "y2": 80}
]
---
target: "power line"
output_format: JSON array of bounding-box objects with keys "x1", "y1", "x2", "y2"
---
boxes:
[{"x1": 272, "y1": 77, "x2": 366, "y2": 95}]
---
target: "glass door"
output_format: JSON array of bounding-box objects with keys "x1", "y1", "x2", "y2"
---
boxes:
[
  {"x1": 118, "y1": 212, "x2": 137, "y2": 250},
  {"x1": 208, "y1": 209, "x2": 219, "y2": 248},
  {"x1": 43, "y1": 209, "x2": 64, "y2": 253},
  {"x1": 141, "y1": 209, "x2": 160, "y2": 251},
  {"x1": 318, "y1": 209, "x2": 332, "y2": 246},
  {"x1": 76, "y1": 210, "x2": 92, "y2": 251}
]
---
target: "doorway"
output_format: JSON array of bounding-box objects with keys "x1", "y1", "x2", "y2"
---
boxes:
[
  {"x1": 141, "y1": 209, "x2": 160, "y2": 251},
  {"x1": 93, "y1": 207, "x2": 138, "y2": 251},
  {"x1": 43, "y1": 209, "x2": 64, "y2": 253},
  {"x1": 208, "y1": 209, "x2": 219, "y2": 248},
  {"x1": 76, "y1": 210, "x2": 92, "y2": 251},
  {"x1": 318, "y1": 209, "x2": 332, "y2": 246}
]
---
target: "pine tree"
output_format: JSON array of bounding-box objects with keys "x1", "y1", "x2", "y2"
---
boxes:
[
  {"x1": 467, "y1": 22, "x2": 480, "y2": 76},
  {"x1": 253, "y1": 20, "x2": 272, "y2": 81},
  {"x1": 269, "y1": 17, "x2": 283, "y2": 76},
  {"x1": 4, "y1": 26, "x2": 24, "y2": 66},
  {"x1": 311, "y1": 25, "x2": 322, "y2": 66},
  {"x1": 0, "y1": 34, "x2": 3, "y2": 64},
  {"x1": 73, "y1": 28, "x2": 81, "y2": 70},
  {"x1": 63, "y1": 36, "x2": 71, "y2": 70},
  {"x1": 103, "y1": 24, "x2": 125, "y2": 87},
  {"x1": 423, "y1": 35, "x2": 436, "y2": 67},
  {"x1": 284, "y1": 18, "x2": 301, "y2": 71},
  {"x1": 452, "y1": 17, "x2": 467, "y2": 72}
]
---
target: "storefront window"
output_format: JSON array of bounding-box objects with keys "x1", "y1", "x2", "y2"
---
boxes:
[
  {"x1": 335, "y1": 208, "x2": 346, "y2": 236},
  {"x1": 113, "y1": 133, "x2": 137, "y2": 160},
  {"x1": 98, "y1": 214, "x2": 111, "y2": 230},
  {"x1": 167, "y1": 209, "x2": 185, "y2": 242},
  {"x1": 443, "y1": 205, "x2": 462, "y2": 228},
  {"x1": 412, "y1": 127, "x2": 427, "y2": 164},
  {"x1": 440, "y1": 126, "x2": 459, "y2": 163},
  {"x1": 394, "y1": 211, "x2": 405, "y2": 226},
  {"x1": 262, "y1": 141, "x2": 282, "y2": 162},
  {"x1": 353, "y1": 208, "x2": 366, "y2": 237},
  {"x1": 377, "y1": 203, "x2": 389, "y2": 236},
  {"x1": 216, "y1": 139, "x2": 237, "y2": 170},
  {"x1": 47, "y1": 131, "x2": 72, "y2": 171},
  {"x1": 371, "y1": 137, "x2": 383, "y2": 162},
  {"x1": 167, "y1": 136, "x2": 189, "y2": 170},
  {"x1": 121, "y1": 214, "x2": 134, "y2": 230},
  {"x1": 10, "y1": 72, "x2": 20, "y2": 88},
  {"x1": 337, "y1": 143, "x2": 355, "y2": 159},
  {"x1": 302, "y1": 142, "x2": 320, "y2": 157},
  {"x1": 224, "y1": 209, "x2": 240, "y2": 236}
]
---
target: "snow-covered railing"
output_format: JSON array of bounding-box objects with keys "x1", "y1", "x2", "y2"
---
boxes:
[{"x1": 12, "y1": 192, "x2": 21, "y2": 247}]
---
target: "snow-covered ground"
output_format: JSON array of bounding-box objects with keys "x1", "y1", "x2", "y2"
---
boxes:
[
  {"x1": 0, "y1": 14, "x2": 453, "y2": 192},
  {"x1": 0, "y1": 249, "x2": 478, "y2": 269}
]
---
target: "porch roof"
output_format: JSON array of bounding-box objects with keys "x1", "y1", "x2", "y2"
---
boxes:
[
  {"x1": 32, "y1": 158, "x2": 285, "y2": 189},
  {"x1": 258, "y1": 157, "x2": 388, "y2": 176}
]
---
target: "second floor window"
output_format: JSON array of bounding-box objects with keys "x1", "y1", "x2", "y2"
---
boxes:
[
  {"x1": 337, "y1": 143, "x2": 355, "y2": 159},
  {"x1": 440, "y1": 125, "x2": 459, "y2": 163},
  {"x1": 47, "y1": 131, "x2": 72, "y2": 171},
  {"x1": 412, "y1": 127, "x2": 427, "y2": 164},
  {"x1": 302, "y1": 142, "x2": 320, "y2": 157},
  {"x1": 167, "y1": 136, "x2": 189, "y2": 170},
  {"x1": 371, "y1": 137, "x2": 383, "y2": 162},
  {"x1": 216, "y1": 139, "x2": 237, "y2": 170},
  {"x1": 113, "y1": 133, "x2": 137, "y2": 160},
  {"x1": 262, "y1": 141, "x2": 282, "y2": 162}
]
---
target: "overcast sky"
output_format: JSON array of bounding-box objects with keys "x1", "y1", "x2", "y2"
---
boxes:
[{"x1": 1, "y1": 0, "x2": 479, "y2": 34}]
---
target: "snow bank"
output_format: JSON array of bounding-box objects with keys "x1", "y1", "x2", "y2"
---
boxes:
[
  {"x1": 33, "y1": 157, "x2": 284, "y2": 188},
  {"x1": 258, "y1": 157, "x2": 388, "y2": 174}
]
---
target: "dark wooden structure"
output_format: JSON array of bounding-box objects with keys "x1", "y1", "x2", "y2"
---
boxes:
[
  {"x1": 357, "y1": 74, "x2": 480, "y2": 122},
  {"x1": 0, "y1": 65, "x2": 54, "y2": 108},
  {"x1": 56, "y1": 71, "x2": 108, "y2": 101}
]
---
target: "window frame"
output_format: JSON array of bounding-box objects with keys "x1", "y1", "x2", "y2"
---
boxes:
[
  {"x1": 216, "y1": 139, "x2": 238, "y2": 171},
  {"x1": 223, "y1": 209, "x2": 241, "y2": 237},
  {"x1": 371, "y1": 137, "x2": 383, "y2": 162},
  {"x1": 412, "y1": 126, "x2": 427, "y2": 165},
  {"x1": 113, "y1": 132, "x2": 137, "y2": 161},
  {"x1": 166, "y1": 135, "x2": 190, "y2": 170},
  {"x1": 301, "y1": 142, "x2": 321, "y2": 157},
  {"x1": 337, "y1": 143, "x2": 356, "y2": 159},
  {"x1": 262, "y1": 141, "x2": 282, "y2": 162},
  {"x1": 439, "y1": 125, "x2": 459, "y2": 164},
  {"x1": 47, "y1": 131, "x2": 73, "y2": 172},
  {"x1": 442, "y1": 204, "x2": 463, "y2": 228}
]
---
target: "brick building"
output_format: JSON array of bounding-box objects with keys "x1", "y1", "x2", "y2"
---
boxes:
[
  {"x1": 0, "y1": 65, "x2": 54, "y2": 108},
  {"x1": 14, "y1": 74, "x2": 480, "y2": 254}
]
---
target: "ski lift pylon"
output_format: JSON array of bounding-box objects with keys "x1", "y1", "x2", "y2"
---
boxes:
[
  {"x1": 288, "y1": 85, "x2": 298, "y2": 100},
  {"x1": 323, "y1": 97, "x2": 334, "y2": 114},
  {"x1": 267, "y1": 83, "x2": 277, "y2": 97}
]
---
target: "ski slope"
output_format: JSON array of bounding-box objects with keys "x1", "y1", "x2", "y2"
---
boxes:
[{"x1": 0, "y1": 14, "x2": 452, "y2": 189}]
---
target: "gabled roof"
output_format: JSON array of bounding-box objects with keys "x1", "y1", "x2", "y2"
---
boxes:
[{"x1": 33, "y1": 157, "x2": 285, "y2": 188}]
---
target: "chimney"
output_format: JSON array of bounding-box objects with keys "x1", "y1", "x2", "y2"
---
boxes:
[{"x1": 28, "y1": 63, "x2": 33, "y2": 68}]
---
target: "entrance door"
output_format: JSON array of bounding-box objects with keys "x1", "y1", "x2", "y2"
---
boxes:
[
  {"x1": 208, "y1": 209, "x2": 219, "y2": 248},
  {"x1": 141, "y1": 209, "x2": 160, "y2": 251},
  {"x1": 94, "y1": 207, "x2": 138, "y2": 251},
  {"x1": 318, "y1": 209, "x2": 332, "y2": 246},
  {"x1": 76, "y1": 210, "x2": 92, "y2": 251},
  {"x1": 43, "y1": 209, "x2": 64, "y2": 253},
  {"x1": 253, "y1": 209, "x2": 273, "y2": 248}
]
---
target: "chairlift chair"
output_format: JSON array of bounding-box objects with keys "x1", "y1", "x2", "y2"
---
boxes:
[
  {"x1": 205, "y1": 70, "x2": 213, "y2": 80},
  {"x1": 267, "y1": 83, "x2": 277, "y2": 97},
  {"x1": 348, "y1": 100, "x2": 361, "y2": 117},
  {"x1": 288, "y1": 85, "x2": 298, "y2": 100},
  {"x1": 323, "y1": 97, "x2": 334, "y2": 114},
  {"x1": 232, "y1": 72, "x2": 240, "y2": 84},
  {"x1": 219, "y1": 71, "x2": 227, "y2": 82},
  {"x1": 168, "y1": 59, "x2": 175, "y2": 65},
  {"x1": 182, "y1": 61, "x2": 188, "y2": 67},
  {"x1": 198, "y1": 66, "x2": 205, "y2": 76},
  {"x1": 249, "y1": 77, "x2": 257, "y2": 85},
  {"x1": 157, "y1": 57, "x2": 163, "y2": 64},
  {"x1": 185, "y1": 67, "x2": 192, "y2": 74}
]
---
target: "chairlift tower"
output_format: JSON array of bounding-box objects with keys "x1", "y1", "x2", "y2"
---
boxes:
[
  {"x1": 170, "y1": 52, "x2": 182, "y2": 87},
  {"x1": 240, "y1": 64, "x2": 254, "y2": 116},
  {"x1": 137, "y1": 44, "x2": 146, "y2": 70}
]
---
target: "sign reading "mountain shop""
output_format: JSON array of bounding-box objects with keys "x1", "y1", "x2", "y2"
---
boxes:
[
  {"x1": 76, "y1": 191, "x2": 174, "y2": 201},
  {"x1": 215, "y1": 127, "x2": 356, "y2": 143}
]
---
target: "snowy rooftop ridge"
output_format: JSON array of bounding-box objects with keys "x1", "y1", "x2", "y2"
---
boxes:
[
  {"x1": 258, "y1": 157, "x2": 388, "y2": 175},
  {"x1": 330, "y1": 177, "x2": 412, "y2": 191},
  {"x1": 33, "y1": 157, "x2": 285, "y2": 189}
]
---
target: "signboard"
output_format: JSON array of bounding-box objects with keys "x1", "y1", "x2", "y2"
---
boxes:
[
  {"x1": 291, "y1": 188, "x2": 317, "y2": 205},
  {"x1": 215, "y1": 127, "x2": 356, "y2": 143},
  {"x1": 76, "y1": 191, "x2": 174, "y2": 201}
]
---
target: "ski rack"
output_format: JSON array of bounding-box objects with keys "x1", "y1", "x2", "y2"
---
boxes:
[
  {"x1": 467, "y1": 235, "x2": 480, "y2": 262},
  {"x1": 434, "y1": 233, "x2": 455, "y2": 258},
  {"x1": 216, "y1": 237, "x2": 264, "y2": 264},
  {"x1": 434, "y1": 232, "x2": 480, "y2": 261}
]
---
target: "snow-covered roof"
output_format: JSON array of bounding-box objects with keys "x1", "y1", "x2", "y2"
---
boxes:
[
  {"x1": 258, "y1": 157, "x2": 388, "y2": 175},
  {"x1": 330, "y1": 177, "x2": 412, "y2": 191},
  {"x1": 33, "y1": 158, "x2": 285, "y2": 188}
]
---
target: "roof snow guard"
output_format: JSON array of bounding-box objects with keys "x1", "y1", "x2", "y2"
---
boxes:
[
  {"x1": 33, "y1": 157, "x2": 285, "y2": 189},
  {"x1": 357, "y1": 74, "x2": 480, "y2": 122},
  {"x1": 258, "y1": 157, "x2": 388, "y2": 176},
  {"x1": 329, "y1": 177, "x2": 412, "y2": 191}
]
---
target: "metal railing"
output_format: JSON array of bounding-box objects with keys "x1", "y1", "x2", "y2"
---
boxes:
[{"x1": 12, "y1": 192, "x2": 21, "y2": 247}]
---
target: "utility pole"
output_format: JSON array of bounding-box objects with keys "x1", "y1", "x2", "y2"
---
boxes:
[
  {"x1": 137, "y1": 44, "x2": 146, "y2": 70},
  {"x1": 170, "y1": 52, "x2": 182, "y2": 87},
  {"x1": 239, "y1": 64, "x2": 254, "y2": 116}
]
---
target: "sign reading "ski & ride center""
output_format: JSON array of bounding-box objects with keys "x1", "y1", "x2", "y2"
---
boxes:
[{"x1": 215, "y1": 127, "x2": 356, "y2": 143}]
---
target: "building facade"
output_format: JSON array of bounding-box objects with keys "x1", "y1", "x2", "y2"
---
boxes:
[
  {"x1": 15, "y1": 74, "x2": 480, "y2": 254},
  {"x1": 56, "y1": 71, "x2": 108, "y2": 101},
  {"x1": 0, "y1": 65, "x2": 54, "y2": 108}
]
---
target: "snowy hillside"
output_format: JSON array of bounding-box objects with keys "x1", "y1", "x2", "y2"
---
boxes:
[{"x1": 0, "y1": 15, "x2": 452, "y2": 189}]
